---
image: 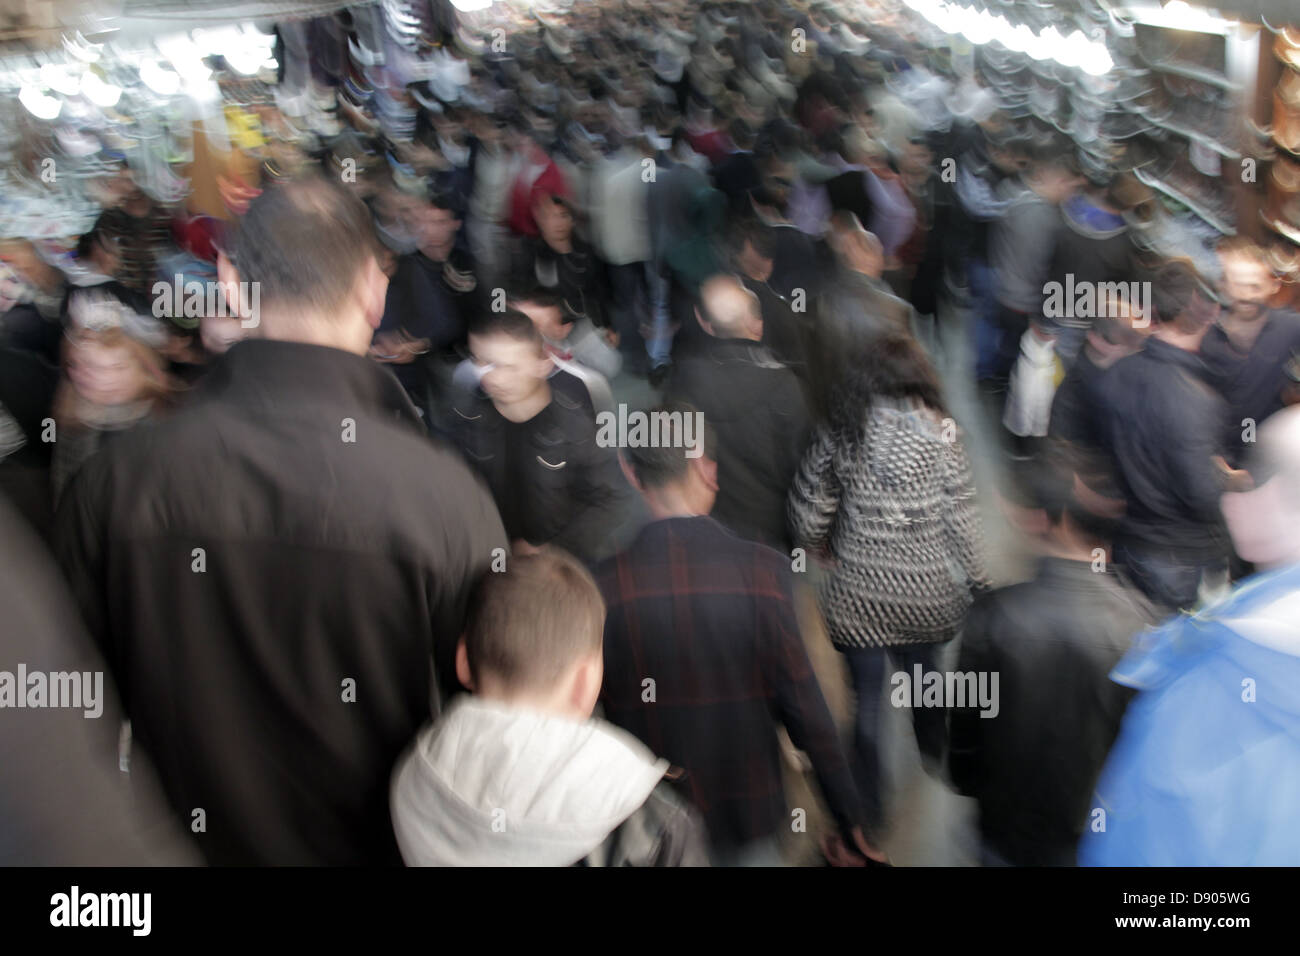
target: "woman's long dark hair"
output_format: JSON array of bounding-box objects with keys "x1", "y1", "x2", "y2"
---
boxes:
[{"x1": 827, "y1": 333, "x2": 948, "y2": 441}]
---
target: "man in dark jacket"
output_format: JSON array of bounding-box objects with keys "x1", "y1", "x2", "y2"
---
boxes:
[
  {"x1": 950, "y1": 457, "x2": 1159, "y2": 865},
  {"x1": 816, "y1": 216, "x2": 914, "y2": 414},
  {"x1": 596, "y1": 405, "x2": 878, "y2": 866},
  {"x1": 54, "y1": 177, "x2": 508, "y2": 865},
  {"x1": 1200, "y1": 240, "x2": 1300, "y2": 467},
  {"x1": 730, "y1": 218, "x2": 814, "y2": 379},
  {"x1": 1041, "y1": 174, "x2": 1143, "y2": 367},
  {"x1": 452, "y1": 309, "x2": 631, "y2": 566},
  {"x1": 373, "y1": 190, "x2": 479, "y2": 421},
  {"x1": 1095, "y1": 261, "x2": 1245, "y2": 610},
  {"x1": 391, "y1": 548, "x2": 708, "y2": 866},
  {"x1": 669, "y1": 275, "x2": 811, "y2": 550}
]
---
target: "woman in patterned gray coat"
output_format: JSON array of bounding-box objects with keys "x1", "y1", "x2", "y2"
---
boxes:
[{"x1": 789, "y1": 333, "x2": 990, "y2": 839}]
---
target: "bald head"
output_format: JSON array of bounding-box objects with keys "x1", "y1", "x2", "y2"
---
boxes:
[
  {"x1": 696, "y1": 274, "x2": 763, "y2": 341},
  {"x1": 1222, "y1": 407, "x2": 1300, "y2": 568}
]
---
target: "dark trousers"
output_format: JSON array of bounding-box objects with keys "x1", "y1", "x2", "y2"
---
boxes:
[
  {"x1": 990, "y1": 303, "x2": 1030, "y2": 385},
  {"x1": 1114, "y1": 539, "x2": 1227, "y2": 612},
  {"x1": 607, "y1": 262, "x2": 649, "y2": 372},
  {"x1": 842, "y1": 641, "x2": 949, "y2": 836}
]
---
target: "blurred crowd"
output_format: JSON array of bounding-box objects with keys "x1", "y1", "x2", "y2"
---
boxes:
[{"x1": 2, "y1": 0, "x2": 1300, "y2": 868}]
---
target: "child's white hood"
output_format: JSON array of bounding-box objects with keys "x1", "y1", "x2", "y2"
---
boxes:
[{"x1": 391, "y1": 697, "x2": 669, "y2": 866}]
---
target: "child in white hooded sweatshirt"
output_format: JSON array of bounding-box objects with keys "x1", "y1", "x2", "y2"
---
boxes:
[{"x1": 390, "y1": 547, "x2": 708, "y2": 866}]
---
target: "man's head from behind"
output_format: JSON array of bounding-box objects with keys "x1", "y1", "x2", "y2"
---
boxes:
[
  {"x1": 1150, "y1": 260, "x2": 1218, "y2": 342},
  {"x1": 619, "y1": 401, "x2": 718, "y2": 519},
  {"x1": 217, "y1": 175, "x2": 387, "y2": 355},
  {"x1": 1016, "y1": 446, "x2": 1120, "y2": 553},
  {"x1": 509, "y1": 286, "x2": 571, "y2": 343},
  {"x1": 456, "y1": 548, "x2": 606, "y2": 719},
  {"x1": 695, "y1": 274, "x2": 763, "y2": 341}
]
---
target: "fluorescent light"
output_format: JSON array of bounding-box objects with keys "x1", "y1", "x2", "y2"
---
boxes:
[{"x1": 908, "y1": 1, "x2": 1115, "y2": 73}]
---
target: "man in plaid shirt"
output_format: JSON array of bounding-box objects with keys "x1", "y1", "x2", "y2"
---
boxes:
[{"x1": 595, "y1": 403, "x2": 878, "y2": 866}]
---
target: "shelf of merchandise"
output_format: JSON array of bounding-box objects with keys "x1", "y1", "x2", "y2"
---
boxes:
[{"x1": 1133, "y1": 165, "x2": 1237, "y2": 234}]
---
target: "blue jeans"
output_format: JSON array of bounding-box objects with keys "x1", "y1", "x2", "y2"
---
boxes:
[
  {"x1": 645, "y1": 263, "x2": 674, "y2": 368},
  {"x1": 842, "y1": 642, "x2": 950, "y2": 835},
  {"x1": 967, "y1": 259, "x2": 1001, "y2": 382}
]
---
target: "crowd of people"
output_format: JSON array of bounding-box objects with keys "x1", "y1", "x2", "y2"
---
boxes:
[{"x1": 2, "y1": 0, "x2": 1300, "y2": 867}]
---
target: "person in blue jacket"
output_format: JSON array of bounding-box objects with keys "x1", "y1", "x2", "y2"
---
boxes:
[{"x1": 1081, "y1": 405, "x2": 1300, "y2": 865}]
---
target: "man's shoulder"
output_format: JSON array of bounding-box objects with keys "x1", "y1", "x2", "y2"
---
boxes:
[{"x1": 605, "y1": 518, "x2": 792, "y2": 580}]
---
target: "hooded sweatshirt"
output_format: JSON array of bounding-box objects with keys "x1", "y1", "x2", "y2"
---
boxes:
[
  {"x1": 390, "y1": 697, "x2": 674, "y2": 866},
  {"x1": 1081, "y1": 564, "x2": 1300, "y2": 865}
]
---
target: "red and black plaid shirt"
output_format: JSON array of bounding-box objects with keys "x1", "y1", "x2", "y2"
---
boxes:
[{"x1": 596, "y1": 516, "x2": 863, "y2": 850}]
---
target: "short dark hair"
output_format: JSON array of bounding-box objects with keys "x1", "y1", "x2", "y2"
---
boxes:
[
  {"x1": 228, "y1": 175, "x2": 380, "y2": 315},
  {"x1": 1023, "y1": 446, "x2": 1116, "y2": 543},
  {"x1": 729, "y1": 218, "x2": 777, "y2": 262},
  {"x1": 426, "y1": 189, "x2": 461, "y2": 216},
  {"x1": 467, "y1": 308, "x2": 545, "y2": 351},
  {"x1": 1150, "y1": 260, "x2": 1215, "y2": 333},
  {"x1": 508, "y1": 285, "x2": 567, "y2": 315},
  {"x1": 623, "y1": 401, "x2": 716, "y2": 490},
  {"x1": 463, "y1": 547, "x2": 605, "y2": 693}
]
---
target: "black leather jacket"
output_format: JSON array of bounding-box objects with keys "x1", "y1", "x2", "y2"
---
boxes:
[
  {"x1": 950, "y1": 558, "x2": 1160, "y2": 865},
  {"x1": 451, "y1": 386, "x2": 630, "y2": 565}
]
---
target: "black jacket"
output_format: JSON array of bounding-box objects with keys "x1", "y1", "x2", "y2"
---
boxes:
[
  {"x1": 950, "y1": 558, "x2": 1159, "y2": 865},
  {"x1": 378, "y1": 248, "x2": 478, "y2": 402},
  {"x1": 1200, "y1": 308, "x2": 1300, "y2": 466},
  {"x1": 669, "y1": 337, "x2": 811, "y2": 550},
  {"x1": 514, "y1": 235, "x2": 610, "y2": 329},
  {"x1": 1097, "y1": 338, "x2": 1230, "y2": 558},
  {"x1": 54, "y1": 339, "x2": 507, "y2": 865},
  {"x1": 451, "y1": 386, "x2": 630, "y2": 565},
  {"x1": 0, "y1": 495, "x2": 199, "y2": 865}
]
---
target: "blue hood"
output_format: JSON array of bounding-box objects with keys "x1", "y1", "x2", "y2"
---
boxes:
[{"x1": 1081, "y1": 565, "x2": 1300, "y2": 865}]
